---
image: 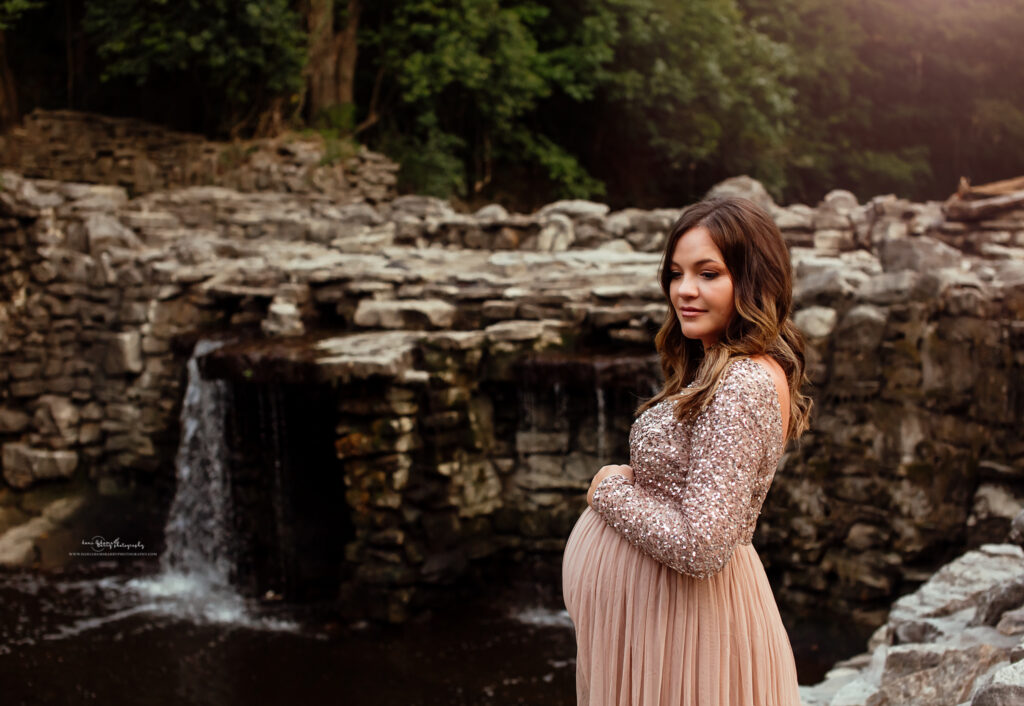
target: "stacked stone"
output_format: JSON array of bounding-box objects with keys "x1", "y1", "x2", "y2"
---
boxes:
[
  {"x1": 0, "y1": 167, "x2": 1022, "y2": 628},
  {"x1": 0, "y1": 173, "x2": 231, "y2": 564},
  {"x1": 0, "y1": 109, "x2": 398, "y2": 203}
]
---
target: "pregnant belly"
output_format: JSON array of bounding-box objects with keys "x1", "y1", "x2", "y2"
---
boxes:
[{"x1": 561, "y1": 506, "x2": 633, "y2": 624}]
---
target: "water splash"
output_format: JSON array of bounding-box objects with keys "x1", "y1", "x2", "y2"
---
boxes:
[{"x1": 125, "y1": 339, "x2": 296, "y2": 631}]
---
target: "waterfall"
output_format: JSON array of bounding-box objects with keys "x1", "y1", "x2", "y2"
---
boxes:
[
  {"x1": 127, "y1": 339, "x2": 293, "y2": 629},
  {"x1": 160, "y1": 338, "x2": 234, "y2": 585}
]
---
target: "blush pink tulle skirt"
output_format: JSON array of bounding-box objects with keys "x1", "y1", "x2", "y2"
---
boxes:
[{"x1": 562, "y1": 507, "x2": 802, "y2": 706}]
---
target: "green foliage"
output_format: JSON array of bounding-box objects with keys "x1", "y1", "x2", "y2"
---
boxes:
[
  {"x1": 362, "y1": 0, "x2": 609, "y2": 200},
  {"x1": 313, "y1": 103, "x2": 358, "y2": 135},
  {"x1": 377, "y1": 114, "x2": 468, "y2": 198},
  {"x1": 82, "y1": 0, "x2": 306, "y2": 124},
  {"x1": 6, "y1": 0, "x2": 1024, "y2": 206},
  {"x1": 319, "y1": 133, "x2": 359, "y2": 167},
  {"x1": 0, "y1": 0, "x2": 42, "y2": 31},
  {"x1": 590, "y1": 0, "x2": 795, "y2": 202},
  {"x1": 740, "y1": 0, "x2": 1024, "y2": 202},
  {"x1": 361, "y1": 0, "x2": 794, "y2": 205}
]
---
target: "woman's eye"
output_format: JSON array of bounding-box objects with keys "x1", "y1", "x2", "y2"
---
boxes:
[
  {"x1": 669, "y1": 271, "x2": 681, "y2": 280},
  {"x1": 700, "y1": 272, "x2": 718, "y2": 280}
]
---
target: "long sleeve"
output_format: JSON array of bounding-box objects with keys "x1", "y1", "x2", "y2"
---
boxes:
[{"x1": 590, "y1": 362, "x2": 777, "y2": 579}]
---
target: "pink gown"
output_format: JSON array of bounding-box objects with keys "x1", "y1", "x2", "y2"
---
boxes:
[{"x1": 562, "y1": 357, "x2": 801, "y2": 705}]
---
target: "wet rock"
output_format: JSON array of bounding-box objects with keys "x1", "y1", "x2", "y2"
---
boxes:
[{"x1": 0, "y1": 515, "x2": 52, "y2": 565}]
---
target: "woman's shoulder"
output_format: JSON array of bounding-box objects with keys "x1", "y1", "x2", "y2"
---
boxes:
[{"x1": 714, "y1": 356, "x2": 781, "y2": 410}]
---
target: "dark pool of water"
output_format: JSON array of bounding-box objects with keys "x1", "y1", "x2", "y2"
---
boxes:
[{"x1": 0, "y1": 554, "x2": 868, "y2": 705}]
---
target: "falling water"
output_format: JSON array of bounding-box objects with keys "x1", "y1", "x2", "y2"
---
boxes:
[
  {"x1": 126, "y1": 339, "x2": 292, "y2": 628},
  {"x1": 160, "y1": 339, "x2": 234, "y2": 584}
]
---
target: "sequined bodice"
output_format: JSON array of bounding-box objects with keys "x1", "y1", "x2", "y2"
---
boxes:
[{"x1": 591, "y1": 357, "x2": 785, "y2": 579}]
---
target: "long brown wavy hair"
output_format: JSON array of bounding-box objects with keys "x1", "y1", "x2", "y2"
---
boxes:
[{"x1": 639, "y1": 196, "x2": 812, "y2": 443}]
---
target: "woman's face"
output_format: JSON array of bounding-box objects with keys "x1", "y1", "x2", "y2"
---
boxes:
[{"x1": 668, "y1": 226, "x2": 736, "y2": 349}]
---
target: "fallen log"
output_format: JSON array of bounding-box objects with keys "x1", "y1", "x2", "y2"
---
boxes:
[
  {"x1": 957, "y1": 175, "x2": 1024, "y2": 200},
  {"x1": 943, "y1": 189, "x2": 1024, "y2": 221}
]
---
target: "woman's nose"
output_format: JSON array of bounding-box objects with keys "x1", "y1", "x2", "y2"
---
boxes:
[{"x1": 674, "y1": 274, "x2": 699, "y2": 299}]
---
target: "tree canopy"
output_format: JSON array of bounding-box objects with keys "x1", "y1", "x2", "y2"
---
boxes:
[{"x1": 2, "y1": 0, "x2": 1023, "y2": 209}]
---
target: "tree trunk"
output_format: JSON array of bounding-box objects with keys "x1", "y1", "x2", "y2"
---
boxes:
[
  {"x1": 0, "y1": 31, "x2": 19, "y2": 129},
  {"x1": 336, "y1": 0, "x2": 360, "y2": 106},
  {"x1": 305, "y1": 0, "x2": 361, "y2": 123}
]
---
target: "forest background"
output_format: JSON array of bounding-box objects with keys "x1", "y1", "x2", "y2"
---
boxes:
[{"x1": 1, "y1": 0, "x2": 1022, "y2": 211}]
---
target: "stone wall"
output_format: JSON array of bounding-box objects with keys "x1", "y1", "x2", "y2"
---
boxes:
[
  {"x1": 0, "y1": 109, "x2": 398, "y2": 203},
  {"x1": 0, "y1": 169, "x2": 1022, "y2": 623}
]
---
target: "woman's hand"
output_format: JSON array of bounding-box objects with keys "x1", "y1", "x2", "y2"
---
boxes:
[{"x1": 587, "y1": 464, "x2": 634, "y2": 508}]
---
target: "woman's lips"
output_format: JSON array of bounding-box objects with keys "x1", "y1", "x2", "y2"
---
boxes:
[{"x1": 679, "y1": 308, "x2": 706, "y2": 318}]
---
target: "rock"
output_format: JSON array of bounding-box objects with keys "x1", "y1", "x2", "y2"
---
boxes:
[
  {"x1": 705, "y1": 175, "x2": 775, "y2": 211},
  {"x1": 973, "y1": 660, "x2": 1024, "y2": 705},
  {"x1": 807, "y1": 546, "x2": 1024, "y2": 705},
  {"x1": 103, "y1": 331, "x2": 143, "y2": 375},
  {"x1": 771, "y1": 204, "x2": 815, "y2": 231},
  {"x1": 0, "y1": 515, "x2": 54, "y2": 566},
  {"x1": 835, "y1": 304, "x2": 887, "y2": 351},
  {"x1": 969, "y1": 485, "x2": 1024, "y2": 544},
  {"x1": 859, "y1": 271, "x2": 921, "y2": 304},
  {"x1": 384, "y1": 195, "x2": 454, "y2": 220},
  {"x1": 516, "y1": 431, "x2": 569, "y2": 455},
  {"x1": 535, "y1": 200, "x2": 609, "y2": 220},
  {"x1": 822, "y1": 189, "x2": 859, "y2": 213},
  {"x1": 813, "y1": 229, "x2": 851, "y2": 253},
  {"x1": 2, "y1": 443, "x2": 79, "y2": 489},
  {"x1": 997, "y1": 607, "x2": 1024, "y2": 636},
  {"x1": 83, "y1": 213, "x2": 142, "y2": 254},
  {"x1": 793, "y1": 266, "x2": 869, "y2": 305},
  {"x1": 970, "y1": 577, "x2": 1024, "y2": 628},
  {"x1": 332, "y1": 203, "x2": 383, "y2": 226},
  {"x1": 353, "y1": 299, "x2": 457, "y2": 330},
  {"x1": 879, "y1": 235, "x2": 963, "y2": 272},
  {"x1": 537, "y1": 213, "x2": 574, "y2": 251},
  {"x1": 0, "y1": 505, "x2": 30, "y2": 535},
  {"x1": 793, "y1": 306, "x2": 838, "y2": 339},
  {"x1": 474, "y1": 204, "x2": 509, "y2": 220},
  {"x1": 262, "y1": 298, "x2": 305, "y2": 338},
  {"x1": 1010, "y1": 510, "x2": 1024, "y2": 546},
  {"x1": 42, "y1": 495, "x2": 85, "y2": 524},
  {"x1": 32, "y1": 395, "x2": 79, "y2": 445},
  {"x1": 0, "y1": 408, "x2": 31, "y2": 433},
  {"x1": 875, "y1": 642, "x2": 1007, "y2": 705}
]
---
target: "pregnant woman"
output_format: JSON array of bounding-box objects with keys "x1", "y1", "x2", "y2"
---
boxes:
[{"x1": 562, "y1": 196, "x2": 812, "y2": 705}]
